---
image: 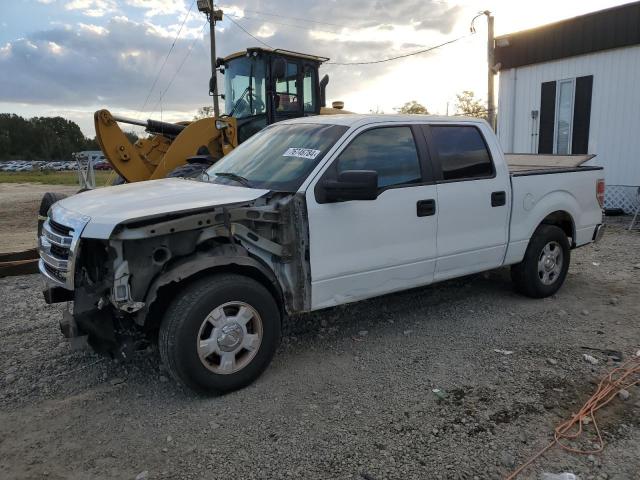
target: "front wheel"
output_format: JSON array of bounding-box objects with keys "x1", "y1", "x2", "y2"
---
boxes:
[
  {"x1": 159, "y1": 274, "x2": 281, "y2": 394},
  {"x1": 511, "y1": 224, "x2": 570, "y2": 298}
]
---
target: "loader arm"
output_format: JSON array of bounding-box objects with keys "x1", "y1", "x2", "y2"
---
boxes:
[{"x1": 94, "y1": 109, "x2": 238, "y2": 182}]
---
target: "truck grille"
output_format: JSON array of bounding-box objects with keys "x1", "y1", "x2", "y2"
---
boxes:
[{"x1": 38, "y1": 205, "x2": 89, "y2": 289}]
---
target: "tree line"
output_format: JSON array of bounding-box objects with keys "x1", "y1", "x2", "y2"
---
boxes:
[
  {"x1": 392, "y1": 91, "x2": 488, "y2": 118},
  {"x1": 0, "y1": 114, "x2": 140, "y2": 161},
  {"x1": 0, "y1": 114, "x2": 95, "y2": 161}
]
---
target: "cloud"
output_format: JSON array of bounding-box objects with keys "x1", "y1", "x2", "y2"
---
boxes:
[
  {"x1": 64, "y1": 0, "x2": 118, "y2": 17},
  {"x1": 125, "y1": 0, "x2": 188, "y2": 18},
  {"x1": 0, "y1": 0, "x2": 467, "y2": 125},
  {"x1": 78, "y1": 23, "x2": 110, "y2": 35}
]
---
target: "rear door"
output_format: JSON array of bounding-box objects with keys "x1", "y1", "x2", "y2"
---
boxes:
[
  {"x1": 306, "y1": 123, "x2": 439, "y2": 309},
  {"x1": 422, "y1": 123, "x2": 510, "y2": 280}
]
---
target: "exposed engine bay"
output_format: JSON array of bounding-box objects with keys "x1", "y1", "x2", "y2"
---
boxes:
[{"x1": 43, "y1": 190, "x2": 310, "y2": 359}]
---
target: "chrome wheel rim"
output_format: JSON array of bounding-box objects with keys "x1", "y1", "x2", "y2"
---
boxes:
[
  {"x1": 537, "y1": 241, "x2": 563, "y2": 285},
  {"x1": 196, "y1": 301, "x2": 263, "y2": 375}
]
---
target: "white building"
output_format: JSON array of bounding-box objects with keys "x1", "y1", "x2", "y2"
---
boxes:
[{"x1": 495, "y1": 1, "x2": 640, "y2": 212}]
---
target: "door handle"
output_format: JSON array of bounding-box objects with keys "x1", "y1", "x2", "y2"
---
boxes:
[
  {"x1": 491, "y1": 191, "x2": 506, "y2": 207},
  {"x1": 417, "y1": 199, "x2": 436, "y2": 217}
]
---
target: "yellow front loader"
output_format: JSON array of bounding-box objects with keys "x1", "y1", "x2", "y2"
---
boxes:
[{"x1": 96, "y1": 48, "x2": 347, "y2": 183}]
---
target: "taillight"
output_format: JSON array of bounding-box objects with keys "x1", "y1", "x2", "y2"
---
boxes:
[{"x1": 596, "y1": 179, "x2": 605, "y2": 208}]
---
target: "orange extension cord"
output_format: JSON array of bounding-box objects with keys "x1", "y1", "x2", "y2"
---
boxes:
[{"x1": 506, "y1": 355, "x2": 640, "y2": 479}]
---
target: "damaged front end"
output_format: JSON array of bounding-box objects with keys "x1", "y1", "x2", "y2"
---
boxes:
[{"x1": 39, "y1": 192, "x2": 310, "y2": 359}]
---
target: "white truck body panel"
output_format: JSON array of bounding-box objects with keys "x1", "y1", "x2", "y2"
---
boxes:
[
  {"x1": 54, "y1": 178, "x2": 269, "y2": 239},
  {"x1": 430, "y1": 122, "x2": 511, "y2": 281},
  {"x1": 505, "y1": 168, "x2": 604, "y2": 265},
  {"x1": 295, "y1": 115, "x2": 603, "y2": 310}
]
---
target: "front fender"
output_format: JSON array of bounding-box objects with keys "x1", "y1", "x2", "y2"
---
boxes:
[{"x1": 136, "y1": 244, "x2": 283, "y2": 326}]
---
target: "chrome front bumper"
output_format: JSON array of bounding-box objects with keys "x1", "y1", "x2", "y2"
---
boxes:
[{"x1": 38, "y1": 204, "x2": 89, "y2": 289}]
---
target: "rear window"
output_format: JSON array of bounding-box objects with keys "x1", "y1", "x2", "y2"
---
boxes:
[{"x1": 430, "y1": 126, "x2": 494, "y2": 181}]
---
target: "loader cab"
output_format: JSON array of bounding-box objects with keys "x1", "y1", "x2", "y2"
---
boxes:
[{"x1": 221, "y1": 48, "x2": 329, "y2": 143}]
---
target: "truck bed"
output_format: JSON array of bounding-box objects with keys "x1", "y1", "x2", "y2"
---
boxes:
[{"x1": 506, "y1": 154, "x2": 599, "y2": 176}]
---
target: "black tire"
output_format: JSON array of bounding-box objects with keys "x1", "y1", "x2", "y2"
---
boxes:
[
  {"x1": 511, "y1": 224, "x2": 570, "y2": 298},
  {"x1": 37, "y1": 192, "x2": 68, "y2": 238},
  {"x1": 166, "y1": 163, "x2": 210, "y2": 179},
  {"x1": 159, "y1": 274, "x2": 281, "y2": 394}
]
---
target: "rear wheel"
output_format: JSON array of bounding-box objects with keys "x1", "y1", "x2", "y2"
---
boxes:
[
  {"x1": 159, "y1": 274, "x2": 281, "y2": 394},
  {"x1": 166, "y1": 163, "x2": 210, "y2": 179},
  {"x1": 511, "y1": 224, "x2": 570, "y2": 298}
]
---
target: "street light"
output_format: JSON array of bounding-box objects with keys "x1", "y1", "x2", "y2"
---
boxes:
[
  {"x1": 197, "y1": 1, "x2": 224, "y2": 117},
  {"x1": 197, "y1": 0, "x2": 213, "y2": 14}
]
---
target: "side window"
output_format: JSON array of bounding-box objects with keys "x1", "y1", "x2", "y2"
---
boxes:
[
  {"x1": 303, "y1": 65, "x2": 317, "y2": 113},
  {"x1": 430, "y1": 126, "x2": 494, "y2": 181},
  {"x1": 275, "y1": 61, "x2": 299, "y2": 112},
  {"x1": 337, "y1": 127, "x2": 421, "y2": 188}
]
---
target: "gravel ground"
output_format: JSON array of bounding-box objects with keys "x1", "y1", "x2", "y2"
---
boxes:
[{"x1": 1, "y1": 219, "x2": 639, "y2": 480}]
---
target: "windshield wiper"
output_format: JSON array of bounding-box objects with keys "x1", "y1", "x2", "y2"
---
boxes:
[{"x1": 214, "y1": 172, "x2": 252, "y2": 187}]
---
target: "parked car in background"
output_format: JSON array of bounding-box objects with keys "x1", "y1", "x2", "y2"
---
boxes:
[{"x1": 94, "y1": 161, "x2": 112, "y2": 170}]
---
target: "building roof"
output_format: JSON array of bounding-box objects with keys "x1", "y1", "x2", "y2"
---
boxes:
[{"x1": 494, "y1": 1, "x2": 640, "y2": 70}]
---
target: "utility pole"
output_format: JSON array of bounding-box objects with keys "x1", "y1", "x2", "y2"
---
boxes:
[
  {"x1": 484, "y1": 10, "x2": 496, "y2": 131},
  {"x1": 197, "y1": 1, "x2": 223, "y2": 117}
]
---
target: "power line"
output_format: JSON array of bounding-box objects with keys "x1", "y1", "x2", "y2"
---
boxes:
[
  {"x1": 226, "y1": 15, "x2": 274, "y2": 49},
  {"x1": 138, "y1": 0, "x2": 197, "y2": 116},
  {"x1": 218, "y1": 1, "x2": 468, "y2": 31},
  {"x1": 148, "y1": 21, "x2": 209, "y2": 117},
  {"x1": 226, "y1": 13, "x2": 341, "y2": 35},
  {"x1": 326, "y1": 33, "x2": 473, "y2": 65},
  {"x1": 217, "y1": 5, "x2": 352, "y2": 29}
]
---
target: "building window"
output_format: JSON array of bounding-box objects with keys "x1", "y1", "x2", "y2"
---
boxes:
[
  {"x1": 554, "y1": 79, "x2": 575, "y2": 154},
  {"x1": 538, "y1": 75, "x2": 592, "y2": 155}
]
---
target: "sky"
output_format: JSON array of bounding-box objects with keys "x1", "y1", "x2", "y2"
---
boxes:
[{"x1": 0, "y1": 0, "x2": 633, "y2": 136}]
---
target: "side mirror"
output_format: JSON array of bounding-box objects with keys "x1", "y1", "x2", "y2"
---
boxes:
[
  {"x1": 319, "y1": 74, "x2": 329, "y2": 108},
  {"x1": 320, "y1": 170, "x2": 378, "y2": 202},
  {"x1": 273, "y1": 58, "x2": 286, "y2": 79}
]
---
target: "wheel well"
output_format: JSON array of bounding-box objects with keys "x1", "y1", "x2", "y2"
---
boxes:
[
  {"x1": 144, "y1": 264, "x2": 284, "y2": 333},
  {"x1": 540, "y1": 211, "x2": 575, "y2": 246}
]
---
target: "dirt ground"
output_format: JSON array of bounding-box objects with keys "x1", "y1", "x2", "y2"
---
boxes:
[
  {"x1": 0, "y1": 183, "x2": 79, "y2": 253},
  {"x1": 0, "y1": 219, "x2": 639, "y2": 480}
]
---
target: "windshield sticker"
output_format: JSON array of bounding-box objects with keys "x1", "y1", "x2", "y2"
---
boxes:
[{"x1": 282, "y1": 148, "x2": 322, "y2": 160}]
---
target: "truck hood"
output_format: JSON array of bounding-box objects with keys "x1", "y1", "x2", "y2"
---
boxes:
[{"x1": 55, "y1": 178, "x2": 269, "y2": 239}]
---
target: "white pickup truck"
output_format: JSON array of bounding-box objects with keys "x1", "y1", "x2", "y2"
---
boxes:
[{"x1": 39, "y1": 115, "x2": 605, "y2": 393}]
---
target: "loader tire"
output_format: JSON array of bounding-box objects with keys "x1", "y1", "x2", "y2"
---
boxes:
[
  {"x1": 166, "y1": 163, "x2": 210, "y2": 179},
  {"x1": 159, "y1": 274, "x2": 281, "y2": 394},
  {"x1": 511, "y1": 224, "x2": 570, "y2": 298},
  {"x1": 37, "y1": 192, "x2": 68, "y2": 238}
]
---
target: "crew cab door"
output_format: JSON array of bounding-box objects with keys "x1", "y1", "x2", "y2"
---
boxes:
[
  {"x1": 305, "y1": 124, "x2": 438, "y2": 310},
  {"x1": 422, "y1": 123, "x2": 510, "y2": 280}
]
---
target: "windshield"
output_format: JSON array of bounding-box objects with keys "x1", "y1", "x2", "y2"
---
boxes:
[
  {"x1": 224, "y1": 56, "x2": 267, "y2": 119},
  {"x1": 206, "y1": 123, "x2": 348, "y2": 192}
]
